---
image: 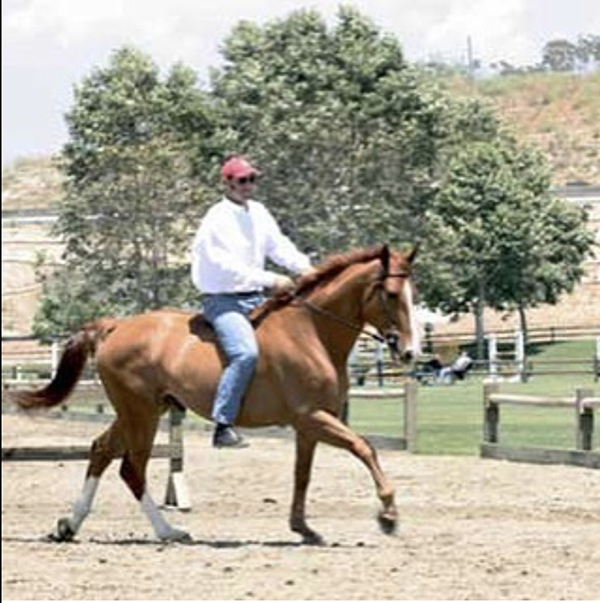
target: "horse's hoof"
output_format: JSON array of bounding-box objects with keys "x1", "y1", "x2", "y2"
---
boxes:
[
  {"x1": 48, "y1": 518, "x2": 76, "y2": 542},
  {"x1": 291, "y1": 522, "x2": 325, "y2": 546},
  {"x1": 377, "y1": 511, "x2": 398, "y2": 535},
  {"x1": 302, "y1": 530, "x2": 325, "y2": 546},
  {"x1": 160, "y1": 528, "x2": 192, "y2": 543}
]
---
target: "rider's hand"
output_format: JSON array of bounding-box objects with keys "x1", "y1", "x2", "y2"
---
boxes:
[
  {"x1": 272, "y1": 275, "x2": 295, "y2": 294},
  {"x1": 300, "y1": 266, "x2": 317, "y2": 279}
]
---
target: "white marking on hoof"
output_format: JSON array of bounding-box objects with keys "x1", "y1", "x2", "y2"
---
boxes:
[
  {"x1": 70, "y1": 477, "x2": 99, "y2": 533},
  {"x1": 141, "y1": 491, "x2": 189, "y2": 541}
]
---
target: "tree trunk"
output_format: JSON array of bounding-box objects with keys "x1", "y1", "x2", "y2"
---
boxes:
[
  {"x1": 474, "y1": 280, "x2": 486, "y2": 360},
  {"x1": 474, "y1": 301, "x2": 485, "y2": 360}
]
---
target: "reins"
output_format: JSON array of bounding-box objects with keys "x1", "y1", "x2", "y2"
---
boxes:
[
  {"x1": 299, "y1": 298, "x2": 387, "y2": 344},
  {"x1": 293, "y1": 270, "x2": 410, "y2": 346}
]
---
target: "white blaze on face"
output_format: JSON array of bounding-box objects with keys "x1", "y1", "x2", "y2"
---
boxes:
[{"x1": 403, "y1": 280, "x2": 421, "y2": 357}]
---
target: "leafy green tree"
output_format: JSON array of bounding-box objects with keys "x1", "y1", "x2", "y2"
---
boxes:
[
  {"x1": 576, "y1": 34, "x2": 600, "y2": 69},
  {"x1": 542, "y1": 39, "x2": 578, "y2": 72},
  {"x1": 37, "y1": 48, "x2": 214, "y2": 332},
  {"x1": 209, "y1": 7, "x2": 476, "y2": 257},
  {"x1": 38, "y1": 10, "x2": 592, "y2": 349},
  {"x1": 423, "y1": 136, "x2": 594, "y2": 355},
  {"x1": 32, "y1": 260, "x2": 115, "y2": 342}
]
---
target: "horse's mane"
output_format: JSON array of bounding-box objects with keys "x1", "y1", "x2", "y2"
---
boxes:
[{"x1": 251, "y1": 245, "x2": 384, "y2": 326}]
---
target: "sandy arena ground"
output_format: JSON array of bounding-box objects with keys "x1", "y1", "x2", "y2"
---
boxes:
[{"x1": 2, "y1": 413, "x2": 600, "y2": 600}]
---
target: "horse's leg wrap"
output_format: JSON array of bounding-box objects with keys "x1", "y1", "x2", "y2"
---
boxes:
[
  {"x1": 139, "y1": 491, "x2": 191, "y2": 542},
  {"x1": 120, "y1": 451, "x2": 191, "y2": 542},
  {"x1": 50, "y1": 476, "x2": 100, "y2": 542}
]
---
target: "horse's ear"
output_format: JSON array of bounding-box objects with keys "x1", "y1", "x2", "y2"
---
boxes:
[
  {"x1": 406, "y1": 242, "x2": 420, "y2": 265},
  {"x1": 380, "y1": 244, "x2": 390, "y2": 273}
]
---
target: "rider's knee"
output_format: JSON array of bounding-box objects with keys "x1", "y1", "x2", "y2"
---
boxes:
[{"x1": 234, "y1": 345, "x2": 259, "y2": 369}]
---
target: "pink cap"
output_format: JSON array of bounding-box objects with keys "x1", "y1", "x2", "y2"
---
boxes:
[{"x1": 221, "y1": 156, "x2": 260, "y2": 180}]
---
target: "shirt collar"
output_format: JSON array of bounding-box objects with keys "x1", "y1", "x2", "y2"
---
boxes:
[{"x1": 223, "y1": 196, "x2": 252, "y2": 212}]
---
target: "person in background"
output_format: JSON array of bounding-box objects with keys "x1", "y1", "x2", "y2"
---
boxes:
[
  {"x1": 439, "y1": 351, "x2": 473, "y2": 384},
  {"x1": 191, "y1": 155, "x2": 313, "y2": 448}
]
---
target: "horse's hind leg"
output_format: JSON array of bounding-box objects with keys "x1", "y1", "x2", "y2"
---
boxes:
[
  {"x1": 113, "y1": 392, "x2": 191, "y2": 542},
  {"x1": 51, "y1": 420, "x2": 125, "y2": 542},
  {"x1": 293, "y1": 410, "x2": 398, "y2": 537}
]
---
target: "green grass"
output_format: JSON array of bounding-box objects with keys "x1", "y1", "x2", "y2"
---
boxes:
[{"x1": 349, "y1": 340, "x2": 598, "y2": 455}]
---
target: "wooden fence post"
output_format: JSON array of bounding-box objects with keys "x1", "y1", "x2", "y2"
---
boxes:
[
  {"x1": 483, "y1": 382, "x2": 500, "y2": 443},
  {"x1": 403, "y1": 381, "x2": 417, "y2": 452},
  {"x1": 164, "y1": 406, "x2": 191, "y2": 511},
  {"x1": 515, "y1": 330, "x2": 527, "y2": 383},
  {"x1": 51, "y1": 340, "x2": 60, "y2": 379},
  {"x1": 576, "y1": 388, "x2": 595, "y2": 451}
]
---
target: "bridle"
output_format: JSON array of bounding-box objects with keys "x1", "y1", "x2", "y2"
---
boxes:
[
  {"x1": 373, "y1": 271, "x2": 409, "y2": 354},
  {"x1": 295, "y1": 270, "x2": 411, "y2": 351}
]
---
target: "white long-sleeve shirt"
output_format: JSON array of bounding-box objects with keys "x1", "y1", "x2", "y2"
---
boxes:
[{"x1": 191, "y1": 197, "x2": 311, "y2": 294}]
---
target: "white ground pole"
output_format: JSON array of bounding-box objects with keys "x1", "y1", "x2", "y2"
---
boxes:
[
  {"x1": 487, "y1": 333, "x2": 498, "y2": 380},
  {"x1": 515, "y1": 330, "x2": 526, "y2": 382}
]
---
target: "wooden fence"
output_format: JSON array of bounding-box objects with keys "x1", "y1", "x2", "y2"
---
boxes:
[
  {"x1": 1, "y1": 399, "x2": 191, "y2": 511},
  {"x1": 347, "y1": 381, "x2": 418, "y2": 452},
  {"x1": 481, "y1": 382, "x2": 600, "y2": 469}
]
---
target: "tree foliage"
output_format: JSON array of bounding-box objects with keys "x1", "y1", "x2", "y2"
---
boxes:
[
  {"x1": 34, "y1": 11, "x2": 595, "y2": 342},
  {"x1": 209, "y1": 7, "x2": 474, "y2": 256},
  {"x1": 421, "y1": 136, "x2": 594, "y2": 350},
  {"x1": 542, "y1": 39, "x2": 579, "y2": 72},
  {"x1": 36, "y1": 48, "x2": 213, "y2": 331}
]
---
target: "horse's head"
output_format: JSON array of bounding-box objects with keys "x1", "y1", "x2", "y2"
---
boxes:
[{"x1": 362, "y1": 245, "x2": 421, "y2": 364}]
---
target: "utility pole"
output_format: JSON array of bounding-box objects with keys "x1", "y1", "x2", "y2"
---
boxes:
[{"x1": 467, "y1": 35, "x2": 475, "y2": 81}]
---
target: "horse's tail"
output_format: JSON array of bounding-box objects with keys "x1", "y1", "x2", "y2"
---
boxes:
[{"x1": 12, "y1": 318, "x2": 119, "y2": 411}]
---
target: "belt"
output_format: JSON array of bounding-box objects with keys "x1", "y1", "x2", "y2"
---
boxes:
[{"x1": 207, "y1": 290, "x2": 263, "y2": 297}]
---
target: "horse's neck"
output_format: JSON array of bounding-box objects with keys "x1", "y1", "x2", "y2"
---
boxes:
[{"x1": 303, "y1": 270, "x2": 369, "y2": 365}]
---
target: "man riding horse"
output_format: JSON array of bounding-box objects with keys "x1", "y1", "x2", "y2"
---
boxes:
[{"x1": 191, "y1": 155, "x2": 314, "y2": 448}]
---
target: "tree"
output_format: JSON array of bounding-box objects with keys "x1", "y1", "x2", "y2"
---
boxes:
[
  {"x1": 208, "y1": 7, "x2": 475, "y2": 258},
  {"x1": 542, "y1": 39, "x2": 578, "y2": 72},
  {"x1": 32, "y1": 256, "x2": 115, "y2": 342},
  {"x1": 37, "y1": 48, "x2": 214, "y2": 331},
  {"x1": 38, "y1": 13, "x2": 498, "y2": 334},
  {"x1": 576, "y1": 34, "x2": 600, "y2": 70},
  {"x1": 423, "y1": 136, "x2": 594, "y2": 355}
]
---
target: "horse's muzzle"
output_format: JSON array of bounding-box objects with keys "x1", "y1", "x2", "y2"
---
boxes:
[
  {"x1": 385, "y1": 331, "x2": 415, "y2": 365},
  {"x1": 400, "y1": 349, "x2": 415, "y2": 364}
]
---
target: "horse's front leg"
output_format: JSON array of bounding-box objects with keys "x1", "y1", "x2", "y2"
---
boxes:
[
  {"x1": 294, "y1": 410, "x2": 398, "y2": 535},
  {"x1": 289, "y1": 431, "x2": 324, "y2": 545}
]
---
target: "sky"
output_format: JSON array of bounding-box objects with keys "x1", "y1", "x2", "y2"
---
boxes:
[{"x1": 2, "y1": 0, "x2": 599, "y2": 168}]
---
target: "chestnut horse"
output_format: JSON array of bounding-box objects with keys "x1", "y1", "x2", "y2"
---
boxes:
[{"x1": 13, "y1": 244, "x2": 420, "y2": 544}]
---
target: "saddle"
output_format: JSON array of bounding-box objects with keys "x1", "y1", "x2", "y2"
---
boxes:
[{"x1": 188, "y1": 313, "x2": 218, "y2": 343}]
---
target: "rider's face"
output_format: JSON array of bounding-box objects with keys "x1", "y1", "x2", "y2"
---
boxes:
[{"x1": 227, "y1": 174, "x2": 257, "y2": 203}]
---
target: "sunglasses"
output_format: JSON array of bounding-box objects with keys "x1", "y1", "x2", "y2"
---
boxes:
[{"x1": 234, "y1": 174, "x2": 257, "y2": 185}]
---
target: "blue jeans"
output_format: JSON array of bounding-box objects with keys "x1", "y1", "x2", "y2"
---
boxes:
[{"x1": 202, "y1": 292, "x2": 264, "y2": 425}]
